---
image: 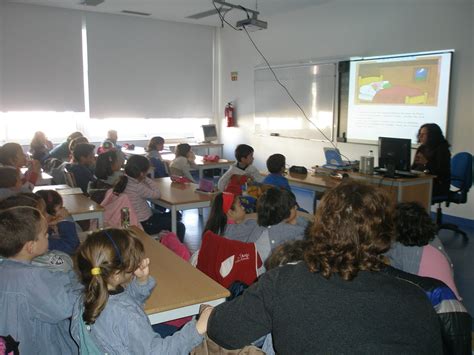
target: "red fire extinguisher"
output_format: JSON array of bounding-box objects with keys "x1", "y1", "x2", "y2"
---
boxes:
[{"x1": 225, "y1": 102, "x2": 235, "y2": 127}]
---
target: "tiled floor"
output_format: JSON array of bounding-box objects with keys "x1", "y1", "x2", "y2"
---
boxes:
[{"x1": 182, "y1": 187, "x2": 474, "y2": 329}]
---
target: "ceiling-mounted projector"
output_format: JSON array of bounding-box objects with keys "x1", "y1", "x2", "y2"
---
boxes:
[
  {"x1": 187, "y1": 1, "x2": 268, "y2": 31},
  {"x1": 236, "y1": 16, "x2": 268, "y2": 31}
]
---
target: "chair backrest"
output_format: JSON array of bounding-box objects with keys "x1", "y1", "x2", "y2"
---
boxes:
[
  {"x1": 451, "y1": 152, "x2": 472, "y2": 192},
  {"x1": 448, "y1": 152, "x2": 472, "y2": 205},
  {"x1": 64, "y1": 171, "x2": 77, "y2": 188}
]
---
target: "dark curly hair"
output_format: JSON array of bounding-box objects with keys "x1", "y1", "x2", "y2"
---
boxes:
[
  {"x1": 394, "y1": 202, "x2": 436, "y2": 246},
  {"x1": 417, "y1": 123, "x2": 450, "y2": 148},
  {"x1": 304, "y1": 181, "x2": 394, "y2": 281}
]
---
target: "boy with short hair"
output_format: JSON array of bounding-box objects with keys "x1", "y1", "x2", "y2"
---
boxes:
[
  {"x1": 68, "y1": 143, "x2": 96, "y2": 193},
  {"x1": 0, "y1": 206, "x2": 79, "y2": 354},
  {"x1": 262, "y1": 153, "x2": 292, "y2": 192},
  {"x1": 217, "y1": 144, "x2": 262, "y2": 192}
]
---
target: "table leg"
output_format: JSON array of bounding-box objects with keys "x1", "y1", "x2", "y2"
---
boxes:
[{"x1": 170, "y1": 206, "x2": 177, "y2": 234}]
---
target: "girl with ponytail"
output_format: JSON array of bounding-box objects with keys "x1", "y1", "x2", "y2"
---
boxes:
[
  {"x1": 203, "y1": 192, "x2": 246, "y2": 236},
  {"x1": 71, "y1": 228, "x2": 211, "y2": 354},
  {"x1": 113, "y1": 155, "x2": 186, "y2": 241}
]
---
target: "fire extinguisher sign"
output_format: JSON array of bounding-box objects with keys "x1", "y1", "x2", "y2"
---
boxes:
[{"x1": 231, "y1": 71, "x2": 238, "y2": 81}]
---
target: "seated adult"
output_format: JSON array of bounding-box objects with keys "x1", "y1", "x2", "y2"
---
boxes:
[
  {"x1": 206, "y1": 181, "x2": 443, "y2": 353},
  {"x1": 385, "y1": 201, "x2": 460, "y2": 299},
  {"x1": 412, "y1": 123, "x2": 450, "y2": 197},
  {"x1": 104, "y1": 129, "x2": 121, "y2": 150}
]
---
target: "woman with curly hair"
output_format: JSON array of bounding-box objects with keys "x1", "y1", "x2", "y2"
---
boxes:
[
  {"x1": 205, "y1": 181, "x2": 443, "y2": 354},
  {"x1": 412, "y1": 123, "x2": 451, "y2": 197},
  {"x1": 386, "y1": 202, "x2": 460, "y2": 299}
]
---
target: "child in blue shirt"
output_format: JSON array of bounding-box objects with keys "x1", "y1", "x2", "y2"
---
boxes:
[
  {"x1": 0, "y1": 206, "x2": 80, "y2": 354},
  {"x1": 68, "y1": 143, "x2": 96, "y2": 193},
  {"x1": 71, "y1": 228, "x2": 212, "y2": 354},
  {"x1": 262, "y1": 153, "x2": 292, "y2": 191}
]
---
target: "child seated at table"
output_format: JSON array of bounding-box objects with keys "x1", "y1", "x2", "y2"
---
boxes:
[
  {"x1": 0, "y1": 192, "x2": 80, "y2": 256},
  {"x1": 146, "y1": 136, "x2": 168, "y2": 178},
  {"x1": 71, "y1": 228, "x2": 212, "y2": 354},
  {"x1": 88, "y1": 150, "x2": 123, "y2": 203},
  {"x1": 217, "y1": 144, "x2": 262, "y2": 192},
  {"x1": 0, "y1": 142, "x2": 41, "y2": 188},
  {"x1": 226, "y1": 187, "x2": 309, "y2": 262},
  {"x1": 68, "y1": 143, "x2": 96, "y2": 194},
  {"x1": 0, "y1": 206, "x2": 80, "y2": 354},
  {"x1": 169, "y1": 143, "x2": 197, "y2": 182},
  {"x1": 262, "y1": 153, "x2": 291, "y2": 192},
  {"x1": 113, "y1": 155, "x2": 186, "y2": 241},
  {"x1": 202, "y1": 192, "x2": 248, "y2": 236},
  {"x1": 0, "y1": 166, "x2": 28, "y2": 200},
  {"x1": 35, "y1": 190, "x2": 81, "y2": 255}
]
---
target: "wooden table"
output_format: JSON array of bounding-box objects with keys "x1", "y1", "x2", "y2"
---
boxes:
[
  {"x1": 121, "y1": 146, "x2": 147, "y2": 157},
  {"x1": 33, "y1": 184, "x2": 83, "y2": 195},
  {"x1": 152, "y1": 177, "x2": 215, "y2": 234},
  {"x1": 165, "y1": 142, "x2": 224, "y2": 156},
  {"x1": 61, "y1": 193, "x2": 105, "y2": 227},
  {"x1": 275, "y1": 171, "x2": 433, "y2": 212},
  {"x1": 131, "y1": 226, "x2": 230, "y2": 324},
  {"x1": 162, "y1": 153, "x2": 234, "y2": 179}
]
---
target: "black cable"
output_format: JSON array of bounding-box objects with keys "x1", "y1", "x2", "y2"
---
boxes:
[
  {"x1": 241, "y1": 26, "x2": 351, "y2": 161},
  {"x1": 238, "y1": 5, "x2": 250, "y2": 19},
  {"x1": 212, "y1": 0, "x2": 241, "y2": 31},
  {"x1": 214, "y1": 0, "x2": 352, "y2": 163}
]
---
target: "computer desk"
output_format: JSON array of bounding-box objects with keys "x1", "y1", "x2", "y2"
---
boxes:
[
  {"x1": 130, "y1": 226, "x2": 230, "y2": 324},
  {"x1": 276, "y1": 171, "x2": 433, "y2": 212}
]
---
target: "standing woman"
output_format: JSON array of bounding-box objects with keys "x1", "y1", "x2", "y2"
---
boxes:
[{"x1": 412, "y1": 123, "x2": 451, "y2": 197}]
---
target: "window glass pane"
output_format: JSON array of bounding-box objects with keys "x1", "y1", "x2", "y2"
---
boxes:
[
  {"x1": 2, "y1": 111, "x2": 82, "y2": 144},
  {"x1": 85, "y1": 118, "x2": 212, "y2": 142}
]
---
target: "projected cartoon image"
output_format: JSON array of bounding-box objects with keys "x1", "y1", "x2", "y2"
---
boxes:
[{"x1": 354, "y1": 56, "x2": 441, "y2": 106}]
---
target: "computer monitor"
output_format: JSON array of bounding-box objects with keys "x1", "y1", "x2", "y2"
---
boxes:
[
  {"x1": 378, "y1": 137, "x2": 411, "y2": 172},
  {"x1": 202, "y1": 124, "x2": 218, "y2": 143}
]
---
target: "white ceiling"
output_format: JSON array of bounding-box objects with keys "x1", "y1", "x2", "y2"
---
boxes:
[{"x1": 7, "y1": 0, "x2": 331, "y2": 27}]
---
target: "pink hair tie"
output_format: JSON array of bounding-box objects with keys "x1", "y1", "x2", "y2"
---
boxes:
[{"x1": 221, "y1": 192, "x2": 235, "y2": 214}]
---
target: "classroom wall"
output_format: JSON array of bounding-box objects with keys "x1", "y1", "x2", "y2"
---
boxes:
[
  {"x1": 0, "y1": 0, "x2": 4, "y2": 110},
  {"x1": 217, "y1": 0, "x2": 474, "y2": 220}
]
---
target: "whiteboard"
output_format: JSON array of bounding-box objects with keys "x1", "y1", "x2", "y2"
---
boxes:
[{"x1": 254, "y1": 63, "x2": 336, "y2": 141}]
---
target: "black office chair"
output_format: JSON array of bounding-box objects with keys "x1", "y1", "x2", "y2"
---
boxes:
[{"x1": 432, "y1": 152, "x2": 472, "y2": 242}]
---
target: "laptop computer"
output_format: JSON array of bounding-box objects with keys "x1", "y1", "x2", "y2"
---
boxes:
[
  {"x1": 196, "y1": 178, "x2": 215, "y2": 193},
  {"x1": 323, "y1": 147, "x2": 351, "y2": 170}
]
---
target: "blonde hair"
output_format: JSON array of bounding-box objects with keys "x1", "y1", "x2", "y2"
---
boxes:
[{"x1": 76, "y1": 228, "x2": 144, "y2": 324}]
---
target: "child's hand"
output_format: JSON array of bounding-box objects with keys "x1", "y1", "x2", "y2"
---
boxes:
[
  {"x1": 56, "y1": 207, "x2": 70, "y2": 220},
  {"x1": 134, "y1": 258, "x2": 150, "y2": 284},
  {"x1": 196, "y1": 304, "x2": 213, "y2": 335}
]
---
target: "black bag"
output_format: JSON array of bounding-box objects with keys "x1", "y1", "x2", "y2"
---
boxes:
[{"x1": 289, "y1": 165, "x2": 308, "y2": 175}]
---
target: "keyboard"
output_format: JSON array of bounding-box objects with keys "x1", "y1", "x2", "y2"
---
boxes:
[{"x1": 374, "y1": 167, "x2": 419, "y2": 178}]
